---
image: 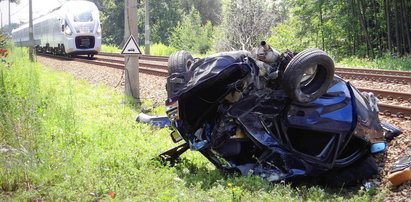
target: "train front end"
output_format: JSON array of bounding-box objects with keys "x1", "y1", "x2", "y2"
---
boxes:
[{"x1": 63, "y1": 1, "x2": 101, "y2": 57}]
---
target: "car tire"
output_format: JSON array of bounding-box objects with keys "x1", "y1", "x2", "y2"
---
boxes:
[
  {"x1": 282, "y1": 48, "x2": 335, "y2": 103},
  {"x1": 168, "y1": 50, "x2": 193, "y2": 74}
]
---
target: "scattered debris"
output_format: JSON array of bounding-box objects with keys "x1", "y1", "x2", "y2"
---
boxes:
[{"x1": 387, "y1": 155, "x2": 411, "y2": 186}]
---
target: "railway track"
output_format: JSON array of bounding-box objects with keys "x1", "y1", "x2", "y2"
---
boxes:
[
  {"x1": 37, "y1": 52, "x2": 411, "y2": 119},
  {"x1": 98, "y1": 52, "x2": 411, "y2": 83}
]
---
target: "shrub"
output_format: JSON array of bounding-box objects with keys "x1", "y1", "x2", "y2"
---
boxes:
[{"x1": 169, "y1": 7, "x2": 213, "y2": 54}]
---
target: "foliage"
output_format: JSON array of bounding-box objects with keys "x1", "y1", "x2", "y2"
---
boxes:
[
  {"x1": 0, "y1": 41, "x2": 386, "y2": 201},
  {"x1": 180, "y1": 0, "x2": 222, "y2": 25},
  {"x1": 138, "y1": 0, "x2": 182, "y2": 46},
  {"x1": 217, "y1": 0, "x2": 276, "y2": 51},
  {"x1": 169, "y1": 7, "x2": 214, "y2": 54},
  {"x1": 98, "y1": 0, "x2": 182, "y2": 46},
  {"x1": 0, "y1": 34, "x2": 9, "y2": 61},
  {"x1": 99, "y1": 0, "x2": 124, "y2": 46},
  {"x1": 278, "y1": 0, "x2": 411, "y2": 59},
  {"x1": 267, "y1": 18, "x2": 312, "y2": 52}
]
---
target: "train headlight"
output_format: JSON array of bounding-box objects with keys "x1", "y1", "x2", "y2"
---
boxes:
[{"x1": 64, "y1": 26, "x2": 72, "y2": 36}]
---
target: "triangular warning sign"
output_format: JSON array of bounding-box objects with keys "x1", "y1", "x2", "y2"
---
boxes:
[{"x1": 121, "y1": 35, "x2": 142, "y2": 55}]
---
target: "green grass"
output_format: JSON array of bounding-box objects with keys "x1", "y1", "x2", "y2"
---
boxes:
[
  {"x1": 101, "y1": 44, "x2": 121, "y2": 53},
  {"x1": 140, "y1": 43, "x2": 177, "y2": 56},
  {"x1": 337, "y1": 56, "x2": 411, "y2": 71},
  {"x1": 0, "y1": 46, "x2": 386, "y2": 201}
]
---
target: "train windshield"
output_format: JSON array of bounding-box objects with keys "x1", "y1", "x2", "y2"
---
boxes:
[
  {"x1": 74, "y1": 12, "x2": 93, "y2": 22},
  {"x1": 66, "y1": 2, "x2": 99, "y2": 22}
]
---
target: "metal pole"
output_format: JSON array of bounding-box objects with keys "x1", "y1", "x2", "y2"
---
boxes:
[
  {"x1": 8, "y1": 0, "x2": 10, "y2": 25},
  {"x1": 1, "y1": 11, "x2": 3, "y2": 28},
  {"x1": 124, "y1": 0, "x2": 140, "y2": 103},
  {"x1": 144, "y1": 0, "x2": 150, "y2": 55},
  {"x1": 29, "y1": 0, "x2": 34, "y2": 62}
]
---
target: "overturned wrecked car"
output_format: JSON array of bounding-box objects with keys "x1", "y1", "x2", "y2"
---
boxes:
[{"x1": 138, "y1": 42, "x2": 402, "y2": 186}]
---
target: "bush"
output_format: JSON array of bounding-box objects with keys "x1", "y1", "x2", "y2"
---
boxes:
[{"x1": 267, "y1": 18, "x2": 312, "y2": 53}]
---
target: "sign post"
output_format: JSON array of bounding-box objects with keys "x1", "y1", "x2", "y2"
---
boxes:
[
  {"x1": 29, "y1": 0, "x2": 34, "y2": 62},
  {"x1": 144, "y1": 0, "x2": 150, "y2": 55},
  {"x1": 123, "y1": 0, "x2": 140, "y2": 103}
]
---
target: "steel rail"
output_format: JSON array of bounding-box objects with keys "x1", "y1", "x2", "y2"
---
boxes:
[
  {"x1": 99, "y1": 52, "x2": 411, "y2": 77},
  {"x1": 74, "y1": 57, "x2": 168, "y2": 77},
  {"x1": 378, "y1": 103, "x2": 411, "y2": 119},
  {"x1": 357, "y1": 87, "x2": 411, "y2": 103},
  {"x1": 336, "y1": 71, "x2": 411, "y2": 84},
  {"x1": 40, "y1": 52, "x2": 411, "y2": 85},
  {"x1": 96, "y1": 55, "x2": 411, "y2": 85},
  {"x1": 90, "y1": 57, "x2": 168, "y2": 70},
  {"x1": 336, "y1": 67, "x2": 411, "y2": 77},
  {"x1": 36, "y1": 52, "x2": 74, "y2": 60},
  {"x1": 99, "y1": 52, "x2": 169, "y2": 62}
]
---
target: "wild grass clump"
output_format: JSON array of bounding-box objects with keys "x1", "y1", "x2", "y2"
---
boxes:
[
  {"x1": 0, "y1": 45, "x2": 384, "y2": 201},
  {"x1": 140, "y1": 43, "x2": 177, "y2": 56}
]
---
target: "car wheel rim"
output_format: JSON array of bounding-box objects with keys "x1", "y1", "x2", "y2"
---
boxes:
[{"x1": 300, "y1": 64, "x2": 317, "y2": 87}]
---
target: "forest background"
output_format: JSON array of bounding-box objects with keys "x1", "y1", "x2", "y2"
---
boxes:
[
  {"x1": 96, "y1": 0, "x2": 411, "y2": 61},
  {"x1": 1, "y1": 0, "x2": 411, "y2": 62}
]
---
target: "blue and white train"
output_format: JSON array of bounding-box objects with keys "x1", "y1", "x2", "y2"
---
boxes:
[{"x1": 12, "y1": 0, "x2": 101, "y2": 58}]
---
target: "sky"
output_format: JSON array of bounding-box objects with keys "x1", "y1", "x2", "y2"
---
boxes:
[{"x1": 0, "y1": 0, "x2": 66, "y2": 27}]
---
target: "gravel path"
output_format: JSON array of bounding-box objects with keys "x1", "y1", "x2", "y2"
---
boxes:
[
  {"x1": 37, "y1": 56, "x2": 168, "y2": 104},
  {"x1": 36, "y1": 55, "x2": 410, "y2": 200}
]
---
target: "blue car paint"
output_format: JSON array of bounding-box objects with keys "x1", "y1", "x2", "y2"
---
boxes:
[{"x1": 287, "y1": 80, "x2": 354, "y2": 134}]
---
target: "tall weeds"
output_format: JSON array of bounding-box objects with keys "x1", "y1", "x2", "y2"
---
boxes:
[{"x1": 0, "y1": 48, "x2": 43, "y2": 194}]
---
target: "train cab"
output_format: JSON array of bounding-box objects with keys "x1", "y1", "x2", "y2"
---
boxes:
[{"x1": 61, "y1": 1, "x2": 102, "y2": 56}]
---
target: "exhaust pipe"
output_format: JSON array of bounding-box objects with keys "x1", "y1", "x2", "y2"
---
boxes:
[{"x1": 256, "y1": 41, "x2": 280, "y2": 65}]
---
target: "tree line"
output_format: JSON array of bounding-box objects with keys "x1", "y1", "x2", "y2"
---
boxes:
[
  {"x1": 96, "y1": 0, "x2": 411, "y2": 59},
  {"x1": 2, "y1": 0, "x2": 410, "y2": 59},
  {"x1": 281, "y1": 0, "x2": 411, "y2": 59}
]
